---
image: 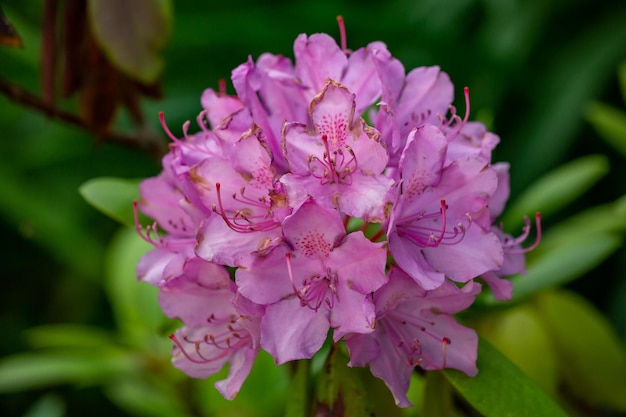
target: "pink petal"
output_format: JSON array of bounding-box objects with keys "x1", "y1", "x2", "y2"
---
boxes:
[{"x1": 260, "y1": 297, "x2": 330, "y2": 364}]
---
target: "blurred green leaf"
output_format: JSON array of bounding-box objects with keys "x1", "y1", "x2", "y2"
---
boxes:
[
  {"x1": 313, "y1": 347, "x2": 372, "y2": 417},
  {"x1": 537, "y1": 198, "x2": 626, "y2": 252},
  {"x1": 586, "y1": 101, "x2": 626, "y2": 158},
  {"x1": 284, "y1": 361, "x2": 310, "y2": 417},
  {"x1": 422, "y1": 371, "x2": 462, "y2": 417},
  {"x1": 508, "y1": 7, "x2": 626, "y2": 190},
  {"x1": 619, "y1": 61, "x2": 626, "y2": 104},
  {"x1": 79, "y1": 177, "x2": 143, "y2": 227},
  {"x1": 443, "y1": 338, "x2": 568, "y2": 417},
  {"x1": 87, "y1": 0, "x2": 171, "y2": 84},
  {"x1": 105, "y1": 377, "x2": 190, "y2": 417},
  {"x1": 502, "y1": 155, "x2": 609, "y2": 230},
  {"x1": 22, "y1": 394, "x2": 65, "y2": 417},
  {"x1": 24, "y1": 324, "x2": 115, "y2": 349},
  {"x1": 473, "y1": 304, "x2": 558, "y2": 396},
  {"x1": 536, "y1": 290, "x2": 626, "y2": 411},
  {"x1": 0, "y1": 350, "x2": 137, "y2": 393},
  {"x1": 194, "y1": 350, "x2": 289, "y2": 417},
  {"x1": 105, "y1": 226, "x2": 170, "y2": 350},
  {"x1": 478, "y1": 232, "x2": 621, "y2": 306},
  {"x1": 0, "y1": 163, "x2": 104, "y2": 279}
]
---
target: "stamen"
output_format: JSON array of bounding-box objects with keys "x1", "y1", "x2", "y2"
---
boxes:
[
  {"x1": 159, "y1": 112, "x2": 183, "y2": 145},
  {"x1": 441, "y1": 337, "x2": 451, "y2": 369},
  {"x1": 336, "y1": 16, "x2": 347, "y2": 53},
  {"x1": 285, "y1": 253, "x2": 338, "y2": 312},
  {"x1": 218, "y1": 78, "x2": 227, "y2": 95},
  {"x1": 212, "y1": 183, "x2": 280, "y2": 233},
  {"x1": 446, "y1": 87, "x2": 470, "y2": 141},
  {"x1": 382, "y1": 310, "x2": 452, "y2": 369},
  {"x1": 397, "y1": 201, "x2": 471, "y2": 248},
  {"x1": 169, "y1": 329, "x2": 249, "y2": 365},
  {"x1": 506, "y1": 212, "x2": 542, "y2": 254},
  {"x1": 133, "y1": 201, "x2": 164, "y2": 247}
]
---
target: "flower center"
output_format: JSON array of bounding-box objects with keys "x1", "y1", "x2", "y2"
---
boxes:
[
  {"x1": 381, "y1": 309, "x2": 451, "y2": 369},
  {"x1": 212, "y1": 183, "x2": 282, "y2": 233},
  {"x1": 397, "y1": 200, "x2": 471, "y2": 248},
  {"x1": 307, "y1": 134, "x2": 357, "y2": 185},
  {"x1": 169, "y1": 316, "x2": 251, "y2": 364},
  {"x1": 286, "y1": 254, "x2": 339, "y2": 312}
]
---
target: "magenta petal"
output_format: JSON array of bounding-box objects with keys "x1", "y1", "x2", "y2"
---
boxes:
[
  {"x1": 417, "y1": 310, "x2": 478, "y2": 376},
  {"x1": 281, "y1": 200, "x2": 346, "y2": 256},
  {"x1": 482, "y1": 271, "x2": 514, "y2": 301},
  {"x1": 294, "y1": 33, "x2": 348, "y2": 95},
  {"x1": 214, "y1": 346, "x2": 258, "y2": 400},
  {"x1": 422, "y1": 227, "x2": 503, "y2": 282},
  {"x1": 388, "y1": 231, "x2": 445, "y2": 290},
  {"x1": 260, "y1": 297, "x2": 329, "y2": 363},
  {"x1": 328, "y1": 232, "x2": 388, "y2": 294},
  {"x1": 489, "y1": 162, "x2": 511, "y2": 220},
  {"x1": 137, "y1": 248, "x2": 185, "y2": 286},
  {"x1": 366, "y1": 336, "x2": 414, "y2": 408},
  {"x1": 330, "y1": 285, "x2": 376, "y2": 341},
  {"x1": 196, "y1": 214, "x2": 281, "y2": 267},
  {"x1": 235, "y1": 244, "x2": 293, "y2": 305},
  {"x1": 200, "y1": 88, "x2": 244, "y2": 130},
  {"x1": 341, "y1": 42, "x2": 384, "y2": 114},
  {"x1": 396, "y1": 66, "x2": 453, "y2": 134}
]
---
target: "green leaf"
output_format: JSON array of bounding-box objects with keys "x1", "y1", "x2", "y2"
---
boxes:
[
  {"x1": 586, "y1": 101, "x2": 626, "y2": 158},
  {"x1": 105, "y1": 377, "x2": 191, "y2": 417},
  {"x1": 443, "y1": 338, "x2": 569, "y2": 417},
  {"x1": 618, "y1": 61, "x2": 626, "y2": 104},
  {"x1": 502, "y1": 155, "x2": 609, "y2": 230},
  {"x1": 194, "y1": 350, "x2": 289, "y2": 417},
  {"x1": 536, "y1": 290, "x2": 626, "y2": 411},
  {"x1": 22, "y1": 394, "x2": 65, "y2": 417},
  {"x1": 79, "y1": 177, "x2": 143, "y2": 227},
  {"x1": 284, "y1": 360, "x2": 310, "y2": 417},
  {"x1": 313, "y1": 346, "x2": 373, "y2": 417},
  {"x1": 87, "y1": 0, "x2": 171, "y2": 84},
  {"x1": 105, "y1": 226, "x2": 171, "y2": 350},
  {"x1": 0, "y1": 164, "x2": 104, "y2": 279},
  {"x1": 473, "y1": 304, "x2": 558, "y2": 396},
  {"x1": 478, "y1": 232, "x2": 621, "y2": 306},
  {"x1": 537, "y1": 199, "x2": 626, "y2": 252},
  {"x1": 507, "y1": 8, "x2": 626, "y2": 189},
  {"x1": 24, "y1": 324, "x2": 115, "y2": 349},
  {"x1": 0, "y1": 350, "x2": 137, "y2": 393},
  {"x1": 422, "y1": 371, "x2": 462, "y2": 417}
]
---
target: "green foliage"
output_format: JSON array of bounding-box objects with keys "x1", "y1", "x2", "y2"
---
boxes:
[
  {"x1": 79, "y1": 178, "x2": 144, "y2": 228},
  {"x1": 536, "y1": 290, "x2": 626, "y2": 411},
  {"x1": 501, "y1": 155, "x2": 609, "y2": 230},
  {"x1": 443, "y1": 338, "x2": 569, "y2": 417}
]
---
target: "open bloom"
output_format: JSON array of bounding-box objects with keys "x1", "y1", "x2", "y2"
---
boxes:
[
  {"x1": 281, "y1": 80, "x2": 393, "y2": 222},
  {"x1": 345, "y1": 267, "x2": 480, "y2": 407},
  {"x1": 236, "y1": 200, "x2": 388, "y2": 363},
  {"x1": 135, "y1": 20, "x2": 536, "y2": 403}
]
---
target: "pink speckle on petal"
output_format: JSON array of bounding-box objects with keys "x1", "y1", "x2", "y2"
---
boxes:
[
  {"x1": 252, "y1": 161, "x2": 273, "y2": 190},
  {"x1": 318, "y1": 113, "x2": 348, "y2": 150},
  {"x1": 404, "y1": 170, "x2": 428, "y2": 199},
  {"x1": 294, "y1": 230, "x2": 332, "y2": 258}
]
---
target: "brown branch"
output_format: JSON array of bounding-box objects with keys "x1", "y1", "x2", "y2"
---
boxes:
[{"x1": 0, "y1": 76, "x2": 167, "y2": 158}]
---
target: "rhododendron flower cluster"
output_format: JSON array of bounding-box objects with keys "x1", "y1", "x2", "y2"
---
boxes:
[{"x1": 135, "y1": 21, "x2": 539, "y2": 407}]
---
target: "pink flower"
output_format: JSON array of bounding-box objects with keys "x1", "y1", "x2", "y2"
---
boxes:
[
  {"x1": 281, "y1": 80, "x2": 393, "y2": 222},
  {"x1": 386, "y1": 124, "x2": 503, "y2": 290},
  {"x1": 134, "y1": 19, "x2": 536, "y2": 403},
  {"x1": 345, "y1": 267, "x2": 480, "y2": 407},
  {"x1": 236, "y1": 200, "x2": 388, "y2": 363}
]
